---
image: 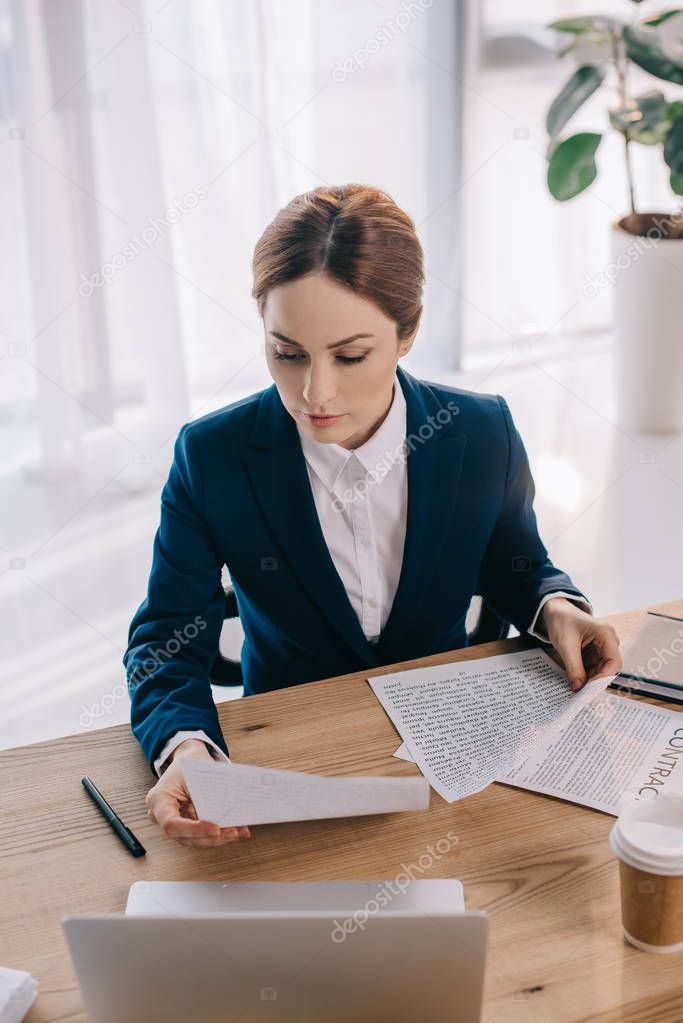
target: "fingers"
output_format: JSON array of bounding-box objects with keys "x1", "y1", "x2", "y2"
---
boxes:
[
  {"x1": 149, "y1": 791, "x2": 223, "y2": 839},
  {"x1": 586, "y1": 653, "x2": 622, "y2": 682},
  {"x1": 556, "y1": 619, "x2": 622, "y2": 692},
  {"x1": 145, "y1": 755, "x2": 253, "y2": 846},
  {"x1": 177, "y1": 827, "x2": 251, "y2": 848},
  {"x1": 599, "y1": 626, "x2": 622, "y2": 670},
  {"x1": 147, "y1": 791, "x2": 252, "y2": 844},
  {"x1": 586, "y1": 625, "x2": 622, "y2": 682},
  {"x1": 557, "y1": 639, "x2": 587, "y2": 692}
]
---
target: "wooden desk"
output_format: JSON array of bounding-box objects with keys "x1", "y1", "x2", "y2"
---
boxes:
[{"x1": 2, "y1": 598, "x2": 683, "y2": 1022}]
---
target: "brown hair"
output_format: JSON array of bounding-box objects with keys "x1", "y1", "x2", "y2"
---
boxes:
[{"x1": 251, "y1": 183, "x2": 424, "y2": 342}]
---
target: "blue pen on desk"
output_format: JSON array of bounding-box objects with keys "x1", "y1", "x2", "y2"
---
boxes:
[{"x1": 81, "y1": 776, "x2": 146, "y2": 858}]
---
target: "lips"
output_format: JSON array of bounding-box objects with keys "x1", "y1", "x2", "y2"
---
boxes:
[{"x1": 302, "y1": 412, "x2": 346, "y2": 427}]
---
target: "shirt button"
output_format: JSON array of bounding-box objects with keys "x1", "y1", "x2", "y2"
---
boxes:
[
  {"x1": 359, "y1": 536, "x2": 370, "y2": 548},
  {"x1": 366, "y1": 597, "x2": 377, "y2": 609}
]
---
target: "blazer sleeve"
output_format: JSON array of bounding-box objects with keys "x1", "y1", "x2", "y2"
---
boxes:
[
  {"x1": 123, "y1": 423, "x2": 229, "y2": 771},
  {"x1": 476, "y1": 396, "x2": 588, "y2": 636}
]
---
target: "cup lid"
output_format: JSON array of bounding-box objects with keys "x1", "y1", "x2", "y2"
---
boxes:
[{"x1": 610, "y1": 793, "x2": 683, "y2": 876}]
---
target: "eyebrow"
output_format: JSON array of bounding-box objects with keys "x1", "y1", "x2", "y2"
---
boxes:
[{"x1": 269, "y1": 331, "x2": 374, "y2": 350}]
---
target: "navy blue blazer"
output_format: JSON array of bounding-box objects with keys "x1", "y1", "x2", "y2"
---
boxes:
[{"x1": 124, "y1": 364, "x2": 587, "y2": 770}]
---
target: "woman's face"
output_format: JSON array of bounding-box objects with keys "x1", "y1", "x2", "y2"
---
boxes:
[{"x1": 263, "y1": 272, "x2": 413, "y2": 450}]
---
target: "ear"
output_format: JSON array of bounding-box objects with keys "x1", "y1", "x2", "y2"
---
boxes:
[{"x1": 398, "y1": 331, "x2": 416, "y2": 357}]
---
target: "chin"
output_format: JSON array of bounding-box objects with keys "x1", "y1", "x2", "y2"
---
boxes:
[{"x1": 304, "y1": 424, "x2": 350, "y2": 442}]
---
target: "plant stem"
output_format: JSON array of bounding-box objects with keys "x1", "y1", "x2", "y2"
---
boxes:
[
  {"x1": 612, "y1": 26, "x2": 637, "y2": 217},
  {"x1": 623, "y1": 135, "x2": 636, "y2": 217}
]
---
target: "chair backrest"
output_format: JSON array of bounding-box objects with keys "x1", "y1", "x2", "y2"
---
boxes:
[
  {"x1": 208, "y1": 586, "x2": 242, "y2": 685},
  {"x1": 209, "y1": 588, "x2": 510, "y2": 687},
  {"x1": 465, "y1": 595, "x2": 510, "y2": 648}
]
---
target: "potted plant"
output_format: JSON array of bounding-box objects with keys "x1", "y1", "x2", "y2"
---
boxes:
[{"x1": 545, "y1": 5, "x2": 683, "y2": 433}]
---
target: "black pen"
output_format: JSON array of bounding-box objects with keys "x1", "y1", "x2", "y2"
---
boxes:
[{"x1": 81, "y1": 776, "x2": 146, "y2": 857}]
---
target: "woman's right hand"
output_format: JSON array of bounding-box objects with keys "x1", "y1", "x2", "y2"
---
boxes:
[{"x1": 145, "y1": 738, "x2": 251, "y2": 847}]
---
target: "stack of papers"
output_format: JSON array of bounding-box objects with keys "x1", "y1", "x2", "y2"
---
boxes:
[
  {"x1": 370, "y1": 648, "x2": 604, "y2": 802},
  {"x1": 181, "y1": 759, "x2": 430, "y2": 826},
  {"x1": 369, "y1": 647, "x2": 683, "y2": 815},
  {"x1": 0, "y1": 968, "x2": 37, "y2": 1023}
]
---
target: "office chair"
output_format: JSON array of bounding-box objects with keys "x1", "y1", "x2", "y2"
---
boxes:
[{"x1": 208, "y1": 587, "x2": 510, "y2": 687}]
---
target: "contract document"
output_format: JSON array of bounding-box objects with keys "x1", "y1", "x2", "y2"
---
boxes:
[
  {"x1": 497, "y1": 688, "x2": 683, "y2": 813},
  {"x1": 181, "y1": 759, "x2": 430, "y2": 826},
  {"x1": 370, "y1": 647, "x2": 683, "y2": 811}
]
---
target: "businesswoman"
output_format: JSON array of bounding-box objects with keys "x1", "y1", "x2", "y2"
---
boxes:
[{"x1": 125, "y1": 183, "x2": 622, "y2": 847}]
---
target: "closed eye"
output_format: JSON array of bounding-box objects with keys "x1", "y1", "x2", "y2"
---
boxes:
[{"x1": 272, "y1": 349, "x2": 367, "y2": 365}]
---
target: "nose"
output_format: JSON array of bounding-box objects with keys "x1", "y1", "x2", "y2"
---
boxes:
[{"x1": 302, "y1": 359, "x2": 337, "y2": 410}]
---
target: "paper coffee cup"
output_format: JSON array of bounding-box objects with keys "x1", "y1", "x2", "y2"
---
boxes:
[{"x1": 609, "y1": 792, "x2": 683, "y2": 953}]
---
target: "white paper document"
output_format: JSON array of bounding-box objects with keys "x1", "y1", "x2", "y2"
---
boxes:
[
  {"x1": 0, "y1": 966, "x2": 37, "y2": 1023},
  {"x1": 368, "y1": 648, "x2": 614, "y2": 803},
  {"x1": 182, "y1": 759, "x2": 430, "y2": 826},
  {"x1": 378, "y1": 649, "x2": 683, "y2": 814},
  {"x1": 497, "y1": 689, "x2": 683, "y2": 814}
]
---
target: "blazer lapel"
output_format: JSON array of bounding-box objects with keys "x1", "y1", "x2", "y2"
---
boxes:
[
  {"x1": 243, "y1": 385, "x2": 381, "y2": 666},
  {"x1": 375, "y1": 367, "x2": 468, "y2": 654}
]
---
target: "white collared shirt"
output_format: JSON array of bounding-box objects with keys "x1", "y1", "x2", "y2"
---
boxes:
[
  {"x1": 154, "y1": 375, "x2": 591, "y2": 773},
  {"x1": 295, "y1": 375, "x2": 409, "y2": 644}
]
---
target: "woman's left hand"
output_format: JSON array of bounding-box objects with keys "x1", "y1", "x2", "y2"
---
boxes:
[{"x1": 541, "y1": 597, "x2": 622, "y2": 692}]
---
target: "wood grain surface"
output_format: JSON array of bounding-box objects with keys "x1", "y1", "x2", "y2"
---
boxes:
[{"x1": 2, "y1": 598, "x2": 683, "y2": 1022}]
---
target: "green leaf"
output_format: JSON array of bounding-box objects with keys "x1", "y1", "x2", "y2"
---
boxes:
[
  {"x1": 557, "y1": 39, "x2": 578, "y2": 58},
  {"x1": 609, "y1": 90, "x2": 671, "y2": 144},
  {"x1": 547, "y1": 132, "x2": 602, "y2": 200},
  {"x1": 547, "y1": 16, "x2": 620, "y2": 34},
  {"x1": 671, "y1": 171, "x2": 683, "y2": 194},
  {"x1": 643, "y1": 9, "x2": 683, "y2": 27},
  {"x1": 546, "y1": 65, "x2": 606, "y2": 137},
  {"x1": 663, "y1": 113, "x2": 683, "y2": 173},
  {"x1": 624, "y1": 22, "x2": 683, "y2": 85},
  {"x1": 668, "y1": 99, "x2": 683, "y2": 122}
]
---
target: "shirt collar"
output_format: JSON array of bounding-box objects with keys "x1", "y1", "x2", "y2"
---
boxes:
[{"x1": 296, "y1": 373, "x2": 406, "y2": 493}]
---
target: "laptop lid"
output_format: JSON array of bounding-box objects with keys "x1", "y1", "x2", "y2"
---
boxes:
[
  {"x1": 124, "y1": 878, "x2": 466, "y2": 917},
  {"x1": 63, "y1": 882, "x2": 487, "y2": 1023}
]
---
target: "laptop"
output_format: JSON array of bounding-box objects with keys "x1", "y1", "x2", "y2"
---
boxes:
[{"x1": 63, "y1": 879, "x2": 488, "y2": 1023}]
